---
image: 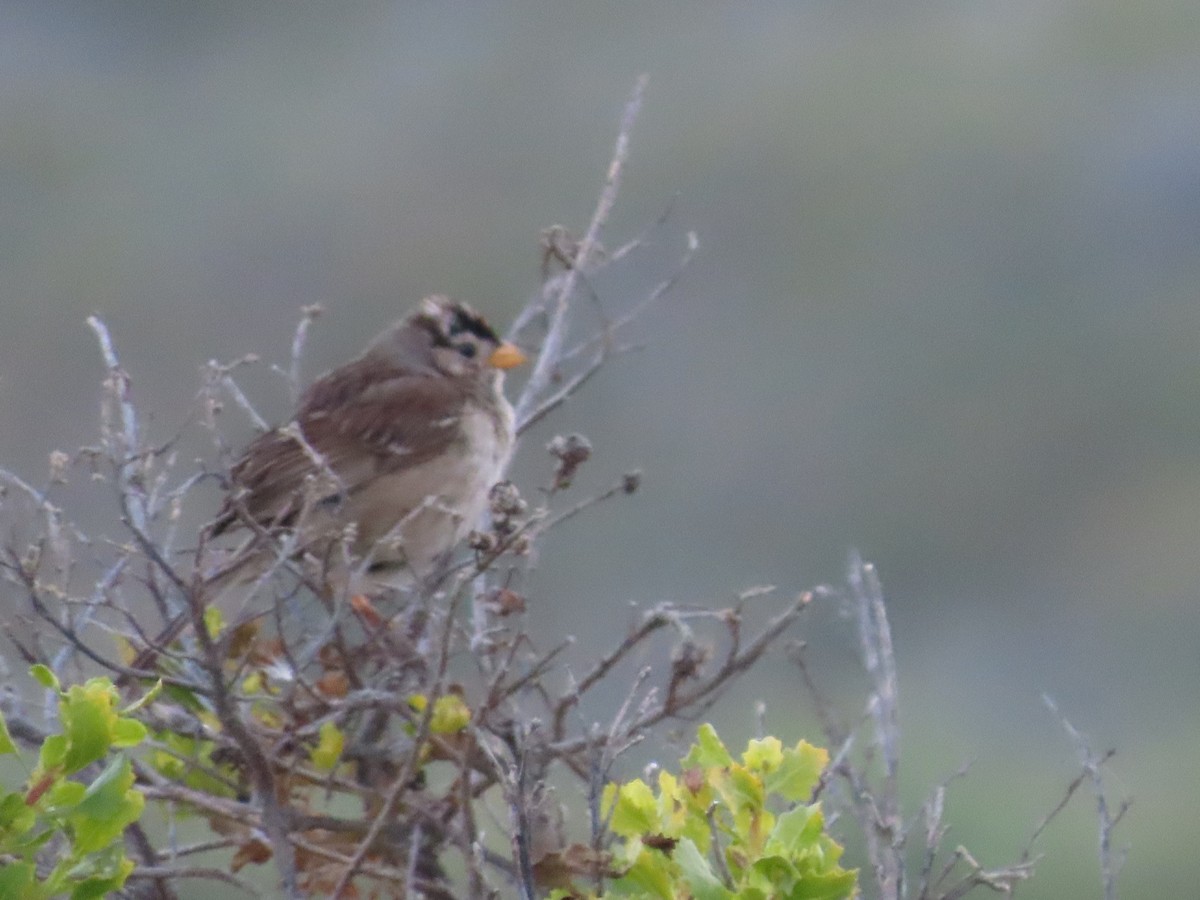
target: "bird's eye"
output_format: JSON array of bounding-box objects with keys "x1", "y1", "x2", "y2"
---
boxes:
[{"x1": 457, "y1": 342, "x2": 477, "y2": 359}]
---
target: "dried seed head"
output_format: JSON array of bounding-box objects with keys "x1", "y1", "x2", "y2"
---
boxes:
[
  {"x1": 547, "y1": 432, "x2": 593, "y2": 490},
  {"x1": 48, "y1": 450, "x2": 70, "y2": 484},
  {"x1": 621, "y1": 470, "x2": 642, "y2": 494},
  {"x1": 467, "y1": 530, "x2": 497, "y2": 553},
  {"x1": 487, "y1": 587, "x2": 527, "y2": 616},
  {"x1": 488, "y1": 480, "x2": 526, "y2": 518},
  {"x1": 670, "y1": 639, "x2": 709, "y2": 681}
]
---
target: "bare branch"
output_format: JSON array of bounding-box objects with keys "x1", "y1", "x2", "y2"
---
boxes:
[
  {"x1": 848, "y1": 550, "x2": 905, "y2": 898},
  {"x1": 87, "y1": 315, "x2": 147, "y2": 532},
  {"x1": 512, "y1": 74, "x2": 648, "y2": 429},
  {"x1": 1043, "y1": 695, "x2": 1130, "y2": 900},
  {"x1": 284, "y1": 304, "x2": 323, "y2": 404}
]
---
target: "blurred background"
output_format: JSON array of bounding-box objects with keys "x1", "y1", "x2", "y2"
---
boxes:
[{"x1": 1, "y1": 2, "x2": 1197, "y2": 897}]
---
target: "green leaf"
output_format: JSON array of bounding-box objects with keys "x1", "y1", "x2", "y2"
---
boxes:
[
  {"x1": 742, "y1": 736, "x2": 783, "y2": 773},
  {"x1": 0, "y1": 860, "x2": 36, "y2": 897},
  {"x1": 61, "y1": 699, "x2": 111, "y2": 774},
  {"x1": 608, "y1": 779, "x2": 660, "y2": 837},
  {"x1": 38, "y1": 734, "x2": 68, "y2": 771},
  {"x1": 611, "y1": 843, "x2": 677, "y2": 899},
  {"x1": 0, "y1": 710, "x2": 18, "y2": 756},
  {"x1": 747, "y1": 854, "x2": 799, "y2": 891},
  {"x1": 310, "y1": 721, "x2": 345, "y2": 771},
  {"x1": 765, "y1": 741, "x2": 827, "y2": 802},
  {"x1": 76, "y1": 757, "x2": 131, "y2": 817},
  {"x1": 683, "y1": 724, "x2": 734, "y2": 769},
  {"x1": 675, "y1": 837, "x2": 733, "y2": 900},
  {"x1": 726, "y1": 764, "x2": 765, "y2": 812},
  {"x1": 110, "y1": 718, "x2": 148, "y2": 748},
  {"x1": 161, "y1": 681, "x2": 205, "y2": 712},
  {"x1": 72, "y1": 757, "x2": 143, "y2": 854},
  {"x1": 120, "y1": 679, "x2": 162, "y2": 714},
  {"x1": 0, "y1": 791, "x2": 37, "y2": 837},
  {"x1": 765, "y1": 805, "x2": 823, "y2": 857},
  {"x1": 786, "y1": 867, "x2": 858, "y2": 900},
  {"x1": 429, "y1": 694, "x2": 471, "y2": 734},
  {"x1": 203, "y1": 604, "x2": 224, "y2": 638},
  {"x1": 69, "y1": 858, "x2": 134, "y2": 900},
  {"x1": 30, "y1": 664, "x2": 60, "y2": 691},
  {"x1": 46, "y1": 780, "x2": 87, "y2": 810},
  {"x1": 8, "y1": 822, "x2": 55, "y2": 856}
]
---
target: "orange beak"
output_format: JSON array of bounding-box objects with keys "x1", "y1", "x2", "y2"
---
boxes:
[{"x1": 488, "y1": 341, "x2": 527, "y2": 370}]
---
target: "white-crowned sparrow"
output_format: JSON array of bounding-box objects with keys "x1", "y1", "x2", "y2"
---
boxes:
[{"x1": 130, "y1": 296, "x2": 525, "y2": 672}]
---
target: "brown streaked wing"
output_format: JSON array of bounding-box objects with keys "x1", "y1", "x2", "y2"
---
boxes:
[{"x1": 212, "y1": 367, "x2": 470, "y2": 534}]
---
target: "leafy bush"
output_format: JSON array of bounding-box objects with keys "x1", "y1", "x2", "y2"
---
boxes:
[
  {"x1": 0, "y1": 668, "x2": 150, "y2": 899},
  {"x1": 592, "y1": 724, "x2": 856, "y2": 900}
]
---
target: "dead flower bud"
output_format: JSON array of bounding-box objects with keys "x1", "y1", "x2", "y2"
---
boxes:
[
  {"x1": 621, "y1": 470, "x2": 642, "y2": 494},
  {"x1": 547, "y1": 433, "x2": 592, "y2": 490},
  {"x1": 468, "y1": 530, "x2": 497, "y2": 553},
  {"x1": 671, "y1": 639, "x2": 709, "y2": 681},
  {"x1": 316, "y1": 670, "x2": 350, "y2": 698},
  {"x1": 643, "y1": 834, "x2": 678, "y2": 854},
  {"x1": 487, "y1": 482, "x2": 525, "y2": 525},
  {"x1": 48, "y1": 450, "x2": 70, "y2": 484},
  {"x1": 486, "y1": 587, "x2": 527, "y2": 616},
  {"x1": 540, "y1": 224, "x2": 582, "y2": 276}
]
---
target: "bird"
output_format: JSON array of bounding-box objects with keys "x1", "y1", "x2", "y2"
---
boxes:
[{"x1": 127, "y1": 296, "x2": 526, "y2": 676}]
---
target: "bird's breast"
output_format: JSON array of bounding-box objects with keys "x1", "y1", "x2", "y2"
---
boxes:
[{"x1": 344, "y1": 399, "x2": 514, "y2": 577}]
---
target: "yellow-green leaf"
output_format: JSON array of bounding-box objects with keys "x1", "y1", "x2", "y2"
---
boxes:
[
  {"x1": 30, "y1": 664, "x2": 60, "y2": 691},
  {"x1": 430, "y1": 694, "x2": 471, "y2": 734},
  {"x1": 120, "y1": 678, "x2": 162, "y2": 714},
  {"x1": 111, "y1": 718, "x2": 148, "y2": 748},
  {"x1": 607, "y1": 779, "x2": 659, "y2": 837},
  {"x1": 765, "y1": 740, "x2": 828, "y2": 802},
  {"x1": 611, "y1": 843, "x2": 677, "y2": 899},
  {"x1": 203, "y1": 604, "x2": 224, "y2": 638},
  {"x1": 311, "y1": 721, "x2": 345, "y2": 771},
  {"x1": 61, "y1": 684, "x2": 117, "y2": 773},
  {"x1": 743, "y1": 736, "x2": 783, "y2": 773},
  {"x1": 0, "y1": 711, "x2": 17, "y2": 756},
  {"x1": 71, "y1": 756, "x2": 144, "y2": 854},
  {"x1": 38, "y1": 733, "x2": 68, "y2": 772},
  {"x1": 675, "y1": 837, "x2": 733, "y2": 900},
  {"x1": 765, "y1": 804, "x2": 824, "y2": 856},
  {"x1": 682, "y1": 723, "x2": 734, "y2": 769},
  {"x1": 241, "y1": 671, "x2": 264, "y2": 694},
  {"x1": 0, "y1": 861, "x2": 36, "y2": 896}
]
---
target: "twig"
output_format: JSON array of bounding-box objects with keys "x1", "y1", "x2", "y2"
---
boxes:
[
  {"x1": 848, "y1": 550, "x2": 904, "y2": 899},
  {"x1": 512, "y1": 74, "x2": 648, "y2": 429},
  {"x1": 327, "y1": 581, "x2": 469, "y2": 897},
  {"x1": 220, "y1": 373, "x2": 269, "y2": 432},
  {"x1": 552, "y1": 605, "x2": 670, "y2": 738},
  {"x1": 286, "y1": 304, "x2": 322, "y2": 404},
  {"x1": 87, "y1": 315, "x2": 147, "y2": 532},
  {"x1": 1042, "y1": 695, "x2": 1130, "y2": 900},
  {"x1": 126, "y1": 865, "x2": 251, "y2": 889},
  {"x1": 706, "y1": 802, "x2": 735, "y2": 888},
  {"x1": 636, "y1": 591, "x2": 811, "y2": 731},
  {"x1": 533, "y1": 472, "x2": 642, "y2": 534}
]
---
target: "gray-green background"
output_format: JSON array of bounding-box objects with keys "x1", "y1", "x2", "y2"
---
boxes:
[{"x1": 1, "y1": 2, "x2": 1196, "y2": 897}]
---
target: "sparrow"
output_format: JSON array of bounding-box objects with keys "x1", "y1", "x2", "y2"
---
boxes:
[{"x1": 128, "y1": 296, "x2": 526, "y2": 674}]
